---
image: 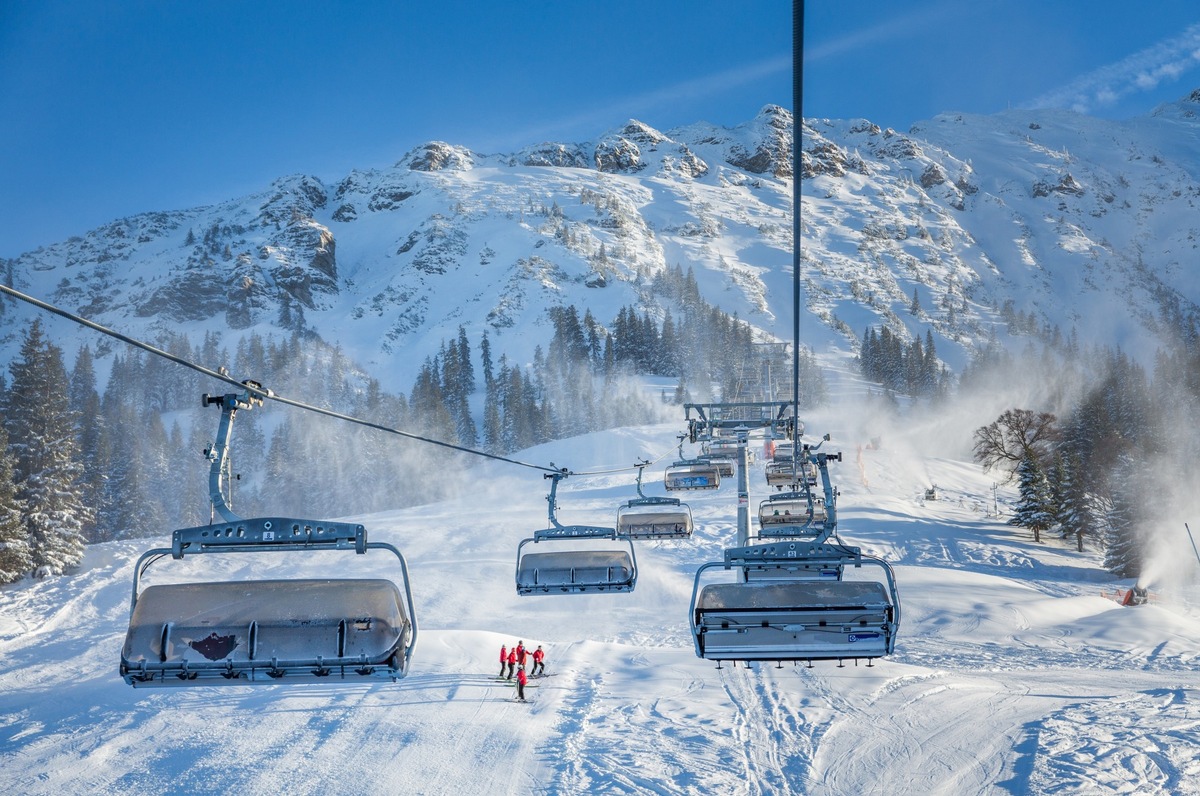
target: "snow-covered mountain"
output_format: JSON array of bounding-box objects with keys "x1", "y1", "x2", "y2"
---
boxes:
[{"x1": 4, "y1": 95, "x2": 1200, "y2": 389}]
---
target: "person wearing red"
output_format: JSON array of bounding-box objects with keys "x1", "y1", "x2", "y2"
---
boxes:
[
  {"x1": 531, "y1": 645, "x2": 545, "y2": 676},
  {"x1": 499, "y1": 644, "x2": 508, "y2": 678},
  {"x1": 516, "y1": 664, "x2": 528, "y2": 701},
  {"x1": 506, "y1": 647, "x2": 517, "y2": 679},
  {"x1": 515, "y1": 640, "x2": 527, "y2": 667}
]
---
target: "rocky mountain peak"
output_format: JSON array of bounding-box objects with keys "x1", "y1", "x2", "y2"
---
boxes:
[{"x1": 402, "y1": 142, "x2": 475, "y2": 172}]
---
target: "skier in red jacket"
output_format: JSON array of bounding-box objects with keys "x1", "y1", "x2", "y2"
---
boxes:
[
  {"x1": 506, "y1": 648, "x2": 517, "y2": 680},
  {"x1": 516, "y1": 664, "x2": 528, "y2": 701},
  {"x1": 499, "y1": 644, "x2": 508, "y2": 678},
  {"x1": 515, "y1": 640, "x2": 527, "y2": 667},
  {"x1": 531, "y1": 645, "x2": 546, "y2": 676}
]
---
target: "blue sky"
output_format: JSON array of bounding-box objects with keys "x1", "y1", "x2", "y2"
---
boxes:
[{"x1": 2, "y1": 0, "x2": 1199, "y2": 259}]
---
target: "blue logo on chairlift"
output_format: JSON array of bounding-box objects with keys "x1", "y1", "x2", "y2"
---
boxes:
[{"x1": 848, "y1": 633, "x2": 880, "y2": 643}]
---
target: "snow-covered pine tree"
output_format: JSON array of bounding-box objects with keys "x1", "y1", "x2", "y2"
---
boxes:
[
  {"x1": 1009, "y1": 453, "x2": 1054, "y2": 543},
  {"x1": 0, "y1": 422, "x2": 33, "y2": 583},
  {"x1": 68, "y1": 344, "x2": 109, "y2": 541},
  {"x1": 1050, "y1": 453, "x2": 1094, "y2": 551},
  {"x1": 3, "y1": 319, "x2": 89, "y2": 574},
  {"x1": 1102, "y1": 472, "x2": 1141, "y2": 579}
]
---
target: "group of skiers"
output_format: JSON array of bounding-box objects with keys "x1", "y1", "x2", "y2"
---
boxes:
[{"x1": 499, "y1": 641, "x2": 545, "y2": 701}]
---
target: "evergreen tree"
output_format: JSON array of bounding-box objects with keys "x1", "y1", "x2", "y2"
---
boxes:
[
  {"x1": 0, "y1": 423, "x2": 33, "y2": 583},
  {"x1": 1103, "y1": 474, "x2": 1141, "y2": 578},
  {"x1": 658, "y1": 310, "x2": 680, "y2": 375},
  {"x1": 480, "y1": 330, "x2": 495, "y2": 391},
  {"x1": 482, "y1": 387, "x2": 503, "y2": 453},
  {"x1": 3, "y1": 320, "x2": 89, "y2": 573},
  {"x1": 1052, "y1": 453, "x2": 1093, "y2": 551},
  {"x1": 456, "y1": 325, "x2": 476, "y2": 396},
  {"x1": 69, "y1": 345, "x2": 109, "y2": 541},
  {"x1": 1008, "y1": 454, "x2": 1053, "y2": 543}
]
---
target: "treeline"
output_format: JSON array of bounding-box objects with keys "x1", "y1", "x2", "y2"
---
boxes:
[
  {"x1": 0, "y1": 270, "x2": 812, "y2": 581},
  {"x1": 858, "y1": 325, "x2": 952, "y2": 400}
]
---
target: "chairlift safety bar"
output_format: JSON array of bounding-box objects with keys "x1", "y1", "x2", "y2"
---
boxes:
[
  {"x1": 722, "y1": 542, "x2": 863, "y2": 568},
  {"x1": 532, "y1": 524, "x2": 621, "y2": 542},
  {"x1": 171, "y1": 517, "x2": 367, "y2": 557}
]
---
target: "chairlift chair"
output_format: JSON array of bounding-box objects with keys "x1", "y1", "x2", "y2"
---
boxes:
[
  {"x1": 757, "y1": 491, "x2": 827, "y2": 539},
  {"x1": 616, "y1": 463, "x2": 693, "y2": 540},
  {"x1": 516, "y1": 471, "x2": 637, "y2": 595},
  {"x1": 665, "y1": 461, "x2": 722, "y2": 490},
  {"x1": 765, "y1": 460, "x2": 800, "y2": 489},
  {"x1": 120, "y1": 388, "x2": 417, "y2": 687},
  {"x1": 707, "y1": 439, "x2": 741, "y2": 458},
  {"x1": 122, "y1": 519, "x2": 417, "y2": 687},
  {"x1": 709, "y1": 436, "x2": 752, "y2": 463},
  {"x1": 689, "y1": 541, "x2": 899, "y2": 664},
  {"x1": 702, "y1": 454, "x2": 736, "y2": 478},
  {"x1": 664, "y1": 437, "x2": 722, "y2": 491}
]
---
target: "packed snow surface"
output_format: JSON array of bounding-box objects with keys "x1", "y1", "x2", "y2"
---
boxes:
[{"x1": 3, "y1": 413, "x2": 1200, "y2": 795}]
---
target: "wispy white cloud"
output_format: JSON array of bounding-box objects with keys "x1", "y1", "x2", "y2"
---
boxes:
[
  {"x1": 804, "y1": 2, "x2": 960, "y2": 63},
  {"x1": 1028, "y1": 23, "x2": 1200, "y2": 114},
  {"x1": 481, "y1": 55, "x2": 792, "y2": 151}
]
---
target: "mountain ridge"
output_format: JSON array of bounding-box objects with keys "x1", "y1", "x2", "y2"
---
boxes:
[{"x1": 3, "y1": 96, "x2": 1199, "y2": 392}]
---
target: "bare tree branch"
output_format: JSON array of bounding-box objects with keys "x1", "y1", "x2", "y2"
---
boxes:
[{"x1": 972, "y1": 409, "x2": 1059, "y2": 481}]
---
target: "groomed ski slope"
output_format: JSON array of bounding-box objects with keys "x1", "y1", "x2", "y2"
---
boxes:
[{"x1": 3, "y1": 419, "x2": 1200, "y2": 795}]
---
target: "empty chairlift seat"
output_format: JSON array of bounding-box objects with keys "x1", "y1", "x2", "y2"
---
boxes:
[
  {"x1": 616, "y1": 500, "x2": 693, "y2": 540},
  {"x1": 664, "y1": 461, "x2": 721, "y2": 491},
  {"x1": 693, "y1": 580, "x2": 893, "y2": 661},
  {"x1": 120, "y1": 519, "x2": 418, "y2": 687},
  {"x1": 707, "y1": 440, "x2": 740, "y2": 459},
  {"x1": 516, "y1": 526, "x2": 637, "y2": 595},
  {"x1": 703, "y1": 456, "x2": 736, "y2": 478},
  {"x1": 689, "y1": 542, "x2": 900, "y2": 663}
]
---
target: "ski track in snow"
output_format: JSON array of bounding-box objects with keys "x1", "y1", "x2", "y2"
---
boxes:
[{"x1": 3, "y1": 421, "x2": 1200, "y2": 794}]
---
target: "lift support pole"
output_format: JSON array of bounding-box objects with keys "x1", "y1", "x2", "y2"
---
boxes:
[{"x1": 736, "y1": 432, "x2": 751, "y2": 554}]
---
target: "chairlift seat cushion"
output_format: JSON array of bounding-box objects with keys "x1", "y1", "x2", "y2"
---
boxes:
[{"x1": 122, "y1": 579, "x2": 410, "y2": 685}]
